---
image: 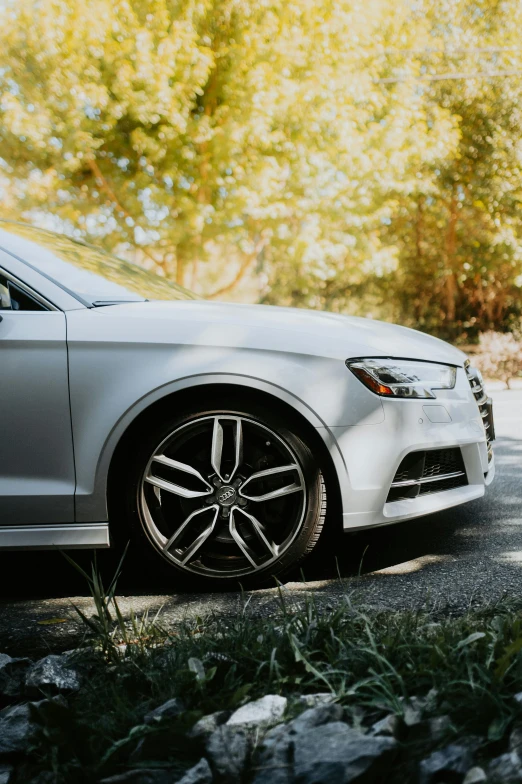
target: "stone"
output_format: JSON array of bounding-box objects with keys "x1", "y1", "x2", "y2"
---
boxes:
[
  {"x1": 0, "y1": 765, "x2": 13, "y2": 784},
  {"x1": 144, "y1": 697, "x2": 185, "y2": 725},
  {"x1": 419, "y1": 745, "x2": 474, "y2": 784},
  {"x1": 175, "y1": 758, "x2": 213, "y2": 784},
  {"x1": 100, "y1": 771, "x2": 175, "y2": 784},
  {"x1": 407, "y1": 714, "x2": 452, "y2": 744},
  {"x1": 293, "y1": 721, "x2": 396, "y2": 784},
  {"x1": 252, "y1": 723, "x2": 293, "y2": 784},
  {"x1": 291, "y1": 703, "x2": 344, "y2": 732},
  {"x1": 403, "y1": 701, "x2": 423, "y2": 727},
  {"x1": 226, "y1": 695, "x2": 287, "y2": 730},
  {"x1": 428, "y1": 715, "x2": 452, "y2": 742},
  {"x1": 25, "y1": 655, "x2": 81, "y2": 696},
  {"x1": 463, "y1": 767, "x2": 487, "y2": 784},
  {"x1": 297, "y1": 693, "x2": 336, "y2": 709},
  {"x1": 0, "y1": 656, "x2": 32, "y2": 701},
  {"x1": 206, "y1": 725, "x2": 251, "y2": 784},
  {"x1": 511, "y1": 722, "x2": 522, "y2": 756},
  {"x1": 514, "y1": 693, "x2": 522, "y2": 706},
  {"x1": 369, "y1": 713, "x2": 404, "y2": 740},
  {"x1": 251, "y1": 704, "x2": 346, "y2": 784},
  {"x1": 400, "y1": 694, "x2": 429, "y2": 721},
  {"x1": 0, "y1": 702, "x2": 37, "y2": 755},
  {"x1": 188, "y1": 711, "x2": 230, "y2": 741},
  {"x1": 488, "y1": 752, "x2": 522, "y2": 783},
  {"x1": 424, "y1": 688, "x2": 439, "y2": 711}
]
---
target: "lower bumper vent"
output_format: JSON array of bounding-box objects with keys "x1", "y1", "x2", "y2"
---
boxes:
[{"x1": 386, "y1": 448, "x2": 467, "y2": 503}]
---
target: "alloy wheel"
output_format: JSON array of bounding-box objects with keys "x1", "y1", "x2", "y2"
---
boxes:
[{"x1": 138, "y1": 415, "x2": 307, "y2": 578}]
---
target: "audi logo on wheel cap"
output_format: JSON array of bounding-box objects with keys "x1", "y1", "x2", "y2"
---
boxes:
[{"x1": 217, "y1": 486, "x2": 236, "y2": 505}]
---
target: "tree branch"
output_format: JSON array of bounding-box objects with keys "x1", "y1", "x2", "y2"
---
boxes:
[
  {"x1": 87, "y1": 157, "x2": 163, "y2": 268},
  {"x1": 207, "y1": 238, "x2": 266, "y2": 299}
]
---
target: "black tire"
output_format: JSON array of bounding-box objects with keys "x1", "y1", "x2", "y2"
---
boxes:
[{"x1": 114, "y1": 396, "x2": 327, "y2": 590}]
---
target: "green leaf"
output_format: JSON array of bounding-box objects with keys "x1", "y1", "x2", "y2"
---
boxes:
[
  {"x1": 457, "y1": 632, "x2": 486, "y2": 649},
  {"x1": 488, "y1": 715, "x2": 508, "y2": 742},
  {"x1": 188, "y1": 657, "x2": 205, "y2": 682}
]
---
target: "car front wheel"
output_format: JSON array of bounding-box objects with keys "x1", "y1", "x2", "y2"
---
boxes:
[{"x1": 123, "y1": 400, "x2": 327, "y2": 588}]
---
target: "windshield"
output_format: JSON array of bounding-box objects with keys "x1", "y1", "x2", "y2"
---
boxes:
[{"x1": 0, "y1": 221, "x2": 197, "y2": 305}]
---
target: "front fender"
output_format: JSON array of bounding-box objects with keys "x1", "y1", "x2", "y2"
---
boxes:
[{"x1": 75, "y1": 372, "x2": 352, "y2": 523}]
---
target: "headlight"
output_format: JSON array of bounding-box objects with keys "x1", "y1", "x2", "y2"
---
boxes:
[{"x1": 346, "y1": 358, "x2": 457, "y2": 399}]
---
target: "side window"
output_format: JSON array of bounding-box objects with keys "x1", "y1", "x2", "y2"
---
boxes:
[
  {"x1": 0, "y1": 275, "x2": 11, "y2": 309},
  {"x1": 0, "y1": 273, "x2": 47, "y2": 312}
]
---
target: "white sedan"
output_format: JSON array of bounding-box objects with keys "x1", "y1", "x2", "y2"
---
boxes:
[{"x1": 0, "y1": 221, "x2": 495, "y2": 586}]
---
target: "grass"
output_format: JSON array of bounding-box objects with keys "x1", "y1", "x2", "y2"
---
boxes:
[{"x1": 13, "y1": 558, "x2": 522, "y2": 783}]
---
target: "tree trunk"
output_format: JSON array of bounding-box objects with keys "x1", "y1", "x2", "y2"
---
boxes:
[
  {"x1": 176, "y1": 254, "x2": 185, "y2": 287},
  {"x1": 444, "y1": 190, "x2": 458, "y2": 325},
  {"x1": 413, "y1": 197, "x2": 424, "y2": 322}
]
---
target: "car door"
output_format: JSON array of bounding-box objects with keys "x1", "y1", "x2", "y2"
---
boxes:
[{"x1": 0, "y1": 256, "x2": 76, "y2": 526}]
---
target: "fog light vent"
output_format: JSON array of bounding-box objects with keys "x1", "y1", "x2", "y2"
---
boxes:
[{"x1": 386, "y1": 448, "x2": 467, "y2": 503}]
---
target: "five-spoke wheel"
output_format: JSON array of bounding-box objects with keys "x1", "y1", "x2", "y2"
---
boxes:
[{"x1": 126, "y1": 402, "x2": 326, "y2": 587}]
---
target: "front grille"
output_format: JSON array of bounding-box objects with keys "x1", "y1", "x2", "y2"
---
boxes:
[
  {"x1": 423, "y1": 448, "x2": 463, "y2": 478},
  {"x1": 386, "y1": 447, "x2": 467, "y2": 503},
  {"x1": 464, "y1": 360, "x2": 495, "y2": 462}
]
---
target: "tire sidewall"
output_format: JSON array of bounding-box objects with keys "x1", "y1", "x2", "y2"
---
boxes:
[{"x1": 119, "y1": 399, "x2": 325, "y2": 590}]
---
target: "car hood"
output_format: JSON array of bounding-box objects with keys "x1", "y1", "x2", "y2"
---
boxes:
[{"x1": 94, "y1": 300, "x2": 466, "y2": 365}]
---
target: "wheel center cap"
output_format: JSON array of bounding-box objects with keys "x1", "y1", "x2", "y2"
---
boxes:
[{"x1": 217, "y1": 485, "x2": 237, "y2": 507}]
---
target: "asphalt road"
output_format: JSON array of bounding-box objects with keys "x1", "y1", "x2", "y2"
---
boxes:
[{"x1": 0, "y1": 388, "x2": 520, "y2": 656}]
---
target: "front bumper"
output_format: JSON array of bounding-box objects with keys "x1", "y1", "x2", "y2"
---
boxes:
[{"x1": 326, "y1": 367, "x2": 494, "y2": 531}]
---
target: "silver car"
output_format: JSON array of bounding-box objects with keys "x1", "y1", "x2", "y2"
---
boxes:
[{"x1": 0, "y1": 221, "x2": 494, "y2": 586}]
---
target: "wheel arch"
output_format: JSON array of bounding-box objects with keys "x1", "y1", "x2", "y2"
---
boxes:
[{"x1": 105, "y1": 378, "x2": 344, "y2": 529}]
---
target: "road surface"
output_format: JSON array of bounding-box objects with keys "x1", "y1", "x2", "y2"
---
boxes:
[{"x1": 0, "y1": 388, "x2": 520, "y2": 656}]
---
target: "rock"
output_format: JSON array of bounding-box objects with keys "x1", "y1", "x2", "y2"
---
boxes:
[
  {"x1": 407, "y1": 714, "x2": 452, "y2": 744},
  {"x1": 424, "y1": 688, "x2": 439, "y2": 711},
  {"x1": 252, "y1": 704, "x2": 346, "y2": 784},
  {"x1": 298, "y1": 693, "x2": 336, "y2": 709},
  {"x1": 488, "y1": 751, "x2": 522, "y2": 783},
  {"x1": 0, "y1": 765, "x2": 13, "y2": 784},
  {"x1": 293, "y1": 721, "x2": 396, "y2": 783},
  {"x1": 0, "y1": 656, "x2": 32, "y2": 701},
  {"x1": 188, "y1": 711, "x2": 230, "y2": 741},
  {"x1": 403, "y1": 700, "x2": 423, "y2": 727},
  {"x1": 511, "y1": 722, "x2": 522, "y2": 756},
  {"x1": 100, "y1": 771, "x2": 175, "y2": 784},
  {"x1": 0, "y1": 697, "x2": 68, "y2": 758},
  {"x1": 25, "y1": 655, "x2": 81, "y2": 696},
  {"x1": 428, "y1": 715, "x2": 452, "y2": 742},
  {"x1": 252, "y1": 722, "x2": 294, "y2": 784},
  {"x1": 463, "y1": 767, "x2": 487, "y2": 784},
  {"x1": 206, "y1": 725, "x2": 251, "y2": 783},
  {"x1": 0, "y1": 702, "x2": 37, "y2": 755},
  {"x1": 144, "y1": 697, "x2": 185, "y2": 725},
  {"x1": 514, "y1": 693, "x2": 522, "y2": 706},
  {"x1": 419, "y1": 744, "x2": 474, "y2": 784},
  {"x1": 291, "y1": 703, "x2": 344, "y2": 732},
  {"x1": 370, "y1": 713, "x2": 404, "y2": 740},
  {"x1": 175, "y1": 758, "x2": 213, "y2": 784},
  {"x1": 227, "y1": 695, "x2": 287, "y2": 730}
]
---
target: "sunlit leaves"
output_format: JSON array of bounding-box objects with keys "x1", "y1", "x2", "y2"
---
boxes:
[{"x1": 0, "y1": 0, "x2": 521, "y2": 333}]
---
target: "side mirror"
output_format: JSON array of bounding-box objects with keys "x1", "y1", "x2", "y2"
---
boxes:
[{"x1": 0, "y1": 277, "x2": 12, "y2": 310}]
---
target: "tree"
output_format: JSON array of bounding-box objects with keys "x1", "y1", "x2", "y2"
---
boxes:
[
  {"x1": 1, "y1": 0, "x2": 522, "y2": 338},
  {"x1": 0, "y1": 0, "x2": 439, "y2": 291},
  {"x1": 379, "y1": 0, "x2": 522, "y2": 340}
]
